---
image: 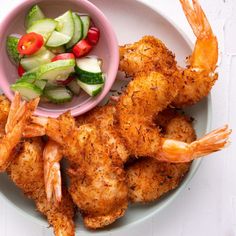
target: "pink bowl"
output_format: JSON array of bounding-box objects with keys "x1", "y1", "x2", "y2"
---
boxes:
[{"x1": 0, "y1": 0, "x2": 119, "y2": 118}]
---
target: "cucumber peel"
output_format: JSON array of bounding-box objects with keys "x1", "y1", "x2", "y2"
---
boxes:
[
  {"x1": 11, "y1": 82, "x2": 42, "y2": 100},
  {"x1": 6, "y1": 35, "x2": 21, "y2": 64},
  {"x1": 66, "y1": 13, "x2": 83, "y2": 49},
  {"x1": 31, "y1": 59, "x2": 75, "y2": 81},
  {"x1": 77, "y1": 80, "x2": 103, "y2": 96},
  {"x1": 80, "y1": 15, "x2": 90, "y2": 39},
  {"x1": 16, "y1": 73, "x2": 47, "y2": 90},
  {"x1": 75, "y1": 57, "x2": 104, "y2": 84},
  {"x1": 25, "y1": 5, "x2": 45, "y2": 29}
]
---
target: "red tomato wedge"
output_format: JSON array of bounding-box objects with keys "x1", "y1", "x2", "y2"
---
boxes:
[
  {"x1": 51, "y1": 53, "x2": 75, "y2": 62},
  {"x1": 87, "y1": 27, "x2": 100, "y2": 45},
  {"x1": 17, "y1": 64, "x2": 25, "y2": 77},
  {"x1": 17, "y1": 33, "x2": 44, "y2": 55},
  {"x1": 72, "y1": 39, "x2": 92, "y2": 58}
]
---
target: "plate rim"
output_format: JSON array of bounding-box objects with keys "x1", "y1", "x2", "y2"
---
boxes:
[{"x1": 0, "y1": 0, "x2": 212, "y2": 233}]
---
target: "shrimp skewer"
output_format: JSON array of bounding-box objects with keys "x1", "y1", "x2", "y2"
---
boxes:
[{"x1": 0, "y1": 92, "x2": 39, "y2": 172}]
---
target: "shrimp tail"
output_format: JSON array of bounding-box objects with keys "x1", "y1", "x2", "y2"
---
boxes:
[
  {"x1": 191, "y1": 125, "x2": 231, "y2": 158},
  {"x1": 180, "y1": 0, "x2": 218, "y2": 71},
  {"x1": 0, "y1": 94, "x2": 39, "y2": 172},
  {"x1": 43, "y1": 140, "x2": 62, "y2": 203},
  {"x1": 159, "y1": 125, "x2": 231, "y2": 163}
]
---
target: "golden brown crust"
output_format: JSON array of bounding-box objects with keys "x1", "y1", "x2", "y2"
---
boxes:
[
  {"x1": 126, "y1": 113, "x2": 196, "y2": 203},
  {"x1": 67, "y1": 124, "x2": 128, "y2": 229},
  {"x1": 6, "y1": 138, "x2": 75, "y2": 236},
  {"x1": 116, "y1": 71, "x2": 179, "y2": 158},
  {"x1": 172, "y1": 69, "x2": 218, "y2": 107},
  {"x1": 119, "y1": 36, "x2": 177, "y2": 77},
  {"x1": 0, "y1": 95, "x2": 10, "y2": 138}
]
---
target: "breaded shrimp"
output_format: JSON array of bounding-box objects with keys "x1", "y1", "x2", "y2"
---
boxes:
[
  {"x1": 119, "y1": 0, "x2": 219, "y2": 107},
  {"x1": 0, "y1": 95, "x2": 10, "y2": 137},
  {"x1": 119, "y1": 36, "x2": 178, "y2": 78},
  {"x1": 0, "y1": 95, "x2": 75, "y2": 236},
  {"x1": 126, "y1": 113, "x2": 196, "y2": 203},
  {"x1": 26, "y1": 112, "x2": 128, "y2": 229},
  {"x1": 76, "y1": 105, "x2": 129, "y2": 162},
  {"x1": 6, "y1": 138, "x2": 75, "y2": 236},
  {"x1": 172, "y1": 0, "x2": 218, "y2": 107},
  {"x1": 0, "y1": 93, "x2": 39, "y2": 172},
  {"x1": 115, "y1": 71, "x2": 230, "y2": 162}
]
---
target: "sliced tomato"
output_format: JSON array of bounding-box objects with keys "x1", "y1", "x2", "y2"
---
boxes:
[
  {"x1": 87, "y1": 27, "x2": 100, "y2": 45},
  {"x1": 51, "y1": 53, "x2": 75, "y2": 62},
  {"x1": 17, "y1": 33, "x2": 44, "y2": 55},
  {"x1": 18, "y1": 64, "x2": 25, "y2": 77},
  {"x1": 72, "y1": 39, "x2": 92, "y2": 58}
]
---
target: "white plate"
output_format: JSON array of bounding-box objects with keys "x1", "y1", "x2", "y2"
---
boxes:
[{"x1": 0, "y1": 0, "x2": 211, "y2": 234}]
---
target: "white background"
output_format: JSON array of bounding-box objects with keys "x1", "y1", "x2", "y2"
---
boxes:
[{"x1": 0, "y1": 0, "x2": 236, "y2": 235}]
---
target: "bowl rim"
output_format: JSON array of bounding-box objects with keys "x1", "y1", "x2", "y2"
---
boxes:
[
  {"x1": 0, "y1": 0, "x2": 119, "y2": 118},
  {"x1": 0, "y1": 0, "x2": 212, "y2": 234}
]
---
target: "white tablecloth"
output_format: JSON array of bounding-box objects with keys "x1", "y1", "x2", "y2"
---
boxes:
[{"x1": 0, "y1": 0, "x2": 235, "y2": 235}]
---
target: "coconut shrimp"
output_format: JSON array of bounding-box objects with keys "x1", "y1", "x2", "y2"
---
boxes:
[
  {"x1": 126, "y1": 112, "x2": 196, "y2": 203},
  {"x1": 0, "y1": 95, "x2": 75, "y2": 236},
  {"x1": 119, "y1": 0, "x2": 218, "y2": 107},
  {"x1": 0, "y1": 93, "x2": 39, "y2": 172},
  {"x1": 7, "y1": 138, "x2": 75, "y2": 236},
  {"x1": 119, "y1": 36, "x2": 178, "y2": 78},
  {"x1": 115, "y1": 69, "x2": 230, "y2": 162},
  {"x1": 25, "y1": 112, "x2": 128, "y2": 229}
]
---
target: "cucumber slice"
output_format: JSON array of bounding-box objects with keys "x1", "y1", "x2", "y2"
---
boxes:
[
  {"x1": 47, "y1": 45, "x2": 65, "y2": 54},
  {"x1": 46, "y1": 31, "x2": 71, "y2": 47},
  {"x1": 20, "y1": 48, "x2": 55, "y2": 71},
  {"x1": 44, "y1": 86, "x2": 73, "y2": 104},
  {"x1": 11, "y1": 82, "x2": 42, "y2": 100},
  {"x1": 75, "y1": 57, "x2": 104, "y2": 84},
  {"x1": 34, "y1": 59, "x2": 75, "y2": 81},
  {"x1": 76, "y1": 57, "x2": 101, "y2": 73},
  {"x1": 25, "y1": 5, "x2": 45, "y2": 29},
  {"x1": 16, "y1": 74, "x2": 47, "y2": 90},
  {"x1": 55, "y1": 11, "x2": 74, "y2": 41},
  {"x1": 6, "y1": 35, "x2": 21, "y2": 64},
  {"x1": 27, "y1": 18, "x2": 58, "y2": 41},
  {"x1": 80, "y1": 15, "x2": 90, "y2": 39},
  {"x1": 77, "y1": 80, "x2": 103, "y2": 96},
  {"x1": 66, "y1": 13, "x2": 83, "y2": 49},
  {"x1": 67, "y1": 79, "x2": 81, "y2": 96}
]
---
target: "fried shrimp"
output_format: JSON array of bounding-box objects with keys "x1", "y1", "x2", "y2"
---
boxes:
[
  {"x1": 0, "y1": 95, "x2": 75, "y2": 236},
  {"x1": 0, "y1": 93, "x2": 39, "y2": 172},
  {"x1": 7, "y1": 138, "x2": 75, "y2": 236},
  {"x1": 26, "y1": 113, "x2": 128, "y2": 229},
  {"x1": 172, "y1": 0, "x2": 218, "y2": 107},
  {"x1": 126, "y1": 113, "x2": 196, "y2": 203},
  {"x1": 119, "y1": 0, "x2": 219, "y2": 108},
  {"x1": 116, "y1": 71, "x2": 230, "y2": 162},
  {"x1": 119, "y1": 36, "x2": 178, "y2": 77}
]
